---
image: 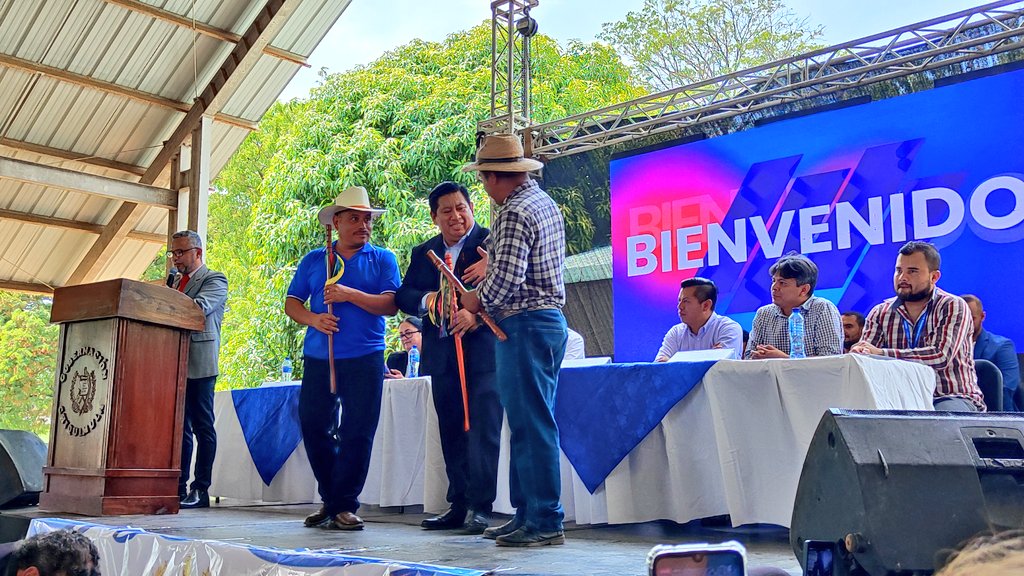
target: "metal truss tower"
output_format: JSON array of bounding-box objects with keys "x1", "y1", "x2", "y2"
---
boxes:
[{"x1": 482, "y1": 0, "x2": 539, "y2": 140}]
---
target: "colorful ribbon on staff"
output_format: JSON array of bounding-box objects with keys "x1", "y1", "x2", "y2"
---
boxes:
[{"x1": 324, "y1": 226, "x2": 345, "y2": 395}]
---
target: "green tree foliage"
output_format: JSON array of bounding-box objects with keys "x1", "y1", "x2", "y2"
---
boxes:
[
  {"x1": 599, "y1": 0, "x2": 823, "y2": 91},
  {"x1": 0, "y1": 293, "x2": 58, "y2": 435},
  {"x1": 209, "y1": 24, "x2": 645, "y2": 388}
]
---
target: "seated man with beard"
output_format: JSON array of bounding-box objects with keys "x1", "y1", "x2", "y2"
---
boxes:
[
  {"x1": 851, "y1": 241, "x2": 985, "y2": 411},
  {"x1": 841, "y1": 311, "x2": 864, "y2": 353}
]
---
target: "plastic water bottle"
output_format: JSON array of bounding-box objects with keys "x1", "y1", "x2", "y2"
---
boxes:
[
  {"x1": 407, "y1": 346, "x2": 420, "y2": 378},
  {"x1": 788, "y1": 310, "x2": 806, "y2": 359},
  {"x1": 281, "y1": 357, "x2": 293, "y2": 382}
]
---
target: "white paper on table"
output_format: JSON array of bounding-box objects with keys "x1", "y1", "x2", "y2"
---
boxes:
[
  {"x1": 562, "y1": 356, "x2": 613, "y2": 368},
  {"x1": 669, "y1": 348, "x2": 736, "y2": 362},
  {"x1": 259, "y1": 380, "x2": 295, "y2": 388}
]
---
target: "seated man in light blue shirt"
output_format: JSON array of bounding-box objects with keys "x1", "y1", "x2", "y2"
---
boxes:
[{"x1": 655, "y1": 277, "x2": 744, "y2": 361}]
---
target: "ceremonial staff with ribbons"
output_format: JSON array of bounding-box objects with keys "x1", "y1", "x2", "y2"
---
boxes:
[
  {"x1": 284, "y1": 186, "x2": 400, "y2": 532},
  {"x1": 396, "y1": 181, "x2": 504, "y2": 536},
  {"x1": 324, "y1": 226, "x2": 345, "y2": 393}
]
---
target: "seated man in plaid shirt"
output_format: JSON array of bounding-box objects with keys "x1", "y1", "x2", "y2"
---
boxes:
[
  {"x1": 851, "y1": 241, "x2": 984, "y2": 411},
  {"x1": 745, "y1": 253, "x2": 843, "y2": 359}
]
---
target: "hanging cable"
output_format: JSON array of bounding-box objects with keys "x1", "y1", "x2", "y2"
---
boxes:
[{"x1": 191, "y1": 0, "x2": 199, "y2": 102}]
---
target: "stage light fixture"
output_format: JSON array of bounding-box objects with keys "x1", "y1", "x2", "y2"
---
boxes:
[{"x1": 516, "y1": 15, "x2": 538, "y2": 38}]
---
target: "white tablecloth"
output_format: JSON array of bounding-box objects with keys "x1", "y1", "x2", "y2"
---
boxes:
[
  {"x1": 702, "y1": 354, "x2": 934, "y2": 526},
  {"x1": 210, "y1": 377, "x2": 433, "y2": 507},
  {"x1": 211, "y1": 355, "x2": 935, "y2": 527}
]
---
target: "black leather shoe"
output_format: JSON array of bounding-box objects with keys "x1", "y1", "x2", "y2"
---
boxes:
[
  {"x1": 420, "y1": 507, "x2": 467, "y2": 530},
  {"x1": 482, "y1": 518, "x2": 521, "y2": 540},
  {"x1": 179, "y1": 489, "x2": 209, "y2": 509},
  {"x1": 495, "y1": 527, "x2": 565, "y2": 547},
  {"x1": 462, "y1": 510, "x2": 490, "y2": 535}
]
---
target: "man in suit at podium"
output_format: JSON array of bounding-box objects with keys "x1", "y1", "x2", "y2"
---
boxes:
[
  {"x1": 396, "y1": 181, "x2": 501, "y2": 535},
  {"x1": 170, "y1": 230, "x2": 228, "y2": 509}
]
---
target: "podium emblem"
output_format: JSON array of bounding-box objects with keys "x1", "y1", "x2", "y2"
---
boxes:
[
  {"x1": 70, "y1": 368, "x2": 96, "y2": 415},
  {"x1": 58, "y1": 347, "x2": 109, "y2": 437}
]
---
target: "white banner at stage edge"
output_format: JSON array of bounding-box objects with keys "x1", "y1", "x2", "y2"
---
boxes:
[{"x1": 28, "y1": 518, "x2": 485, "y2": 576}]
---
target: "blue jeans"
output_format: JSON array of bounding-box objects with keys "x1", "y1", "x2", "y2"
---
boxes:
[
  {"x1": 300, "y1": 353, "x2": 384, "y2": 514},
  {"x1": 495, "y1": 309, "x2": 567, "y2": 532}
]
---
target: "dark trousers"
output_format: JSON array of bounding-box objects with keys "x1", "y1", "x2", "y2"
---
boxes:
[
  {"x1": 300, "y1": 353, "x2": 384, "y2": 515},
  {"x1": 431, "y1": 366, "x2": 502, "y2": 512},
  {"x1": 179, "y1": 375, "x2": 217, "y2": 494},
  {"x1": 495, "y1": 309, "x2": 567, "y2": 533}
]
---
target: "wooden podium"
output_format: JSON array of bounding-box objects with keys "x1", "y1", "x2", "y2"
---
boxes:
[{"x1": 40, "y1": 278, "x2": 205, "y2": 515}]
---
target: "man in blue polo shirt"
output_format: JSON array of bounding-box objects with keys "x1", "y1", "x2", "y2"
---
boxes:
[{"x1": 285, "y1": 186, "x2": 400, "y2": 531}]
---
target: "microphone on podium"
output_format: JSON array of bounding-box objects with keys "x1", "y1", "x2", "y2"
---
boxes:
[{"x1": 166, "y1": 268, "x2": 178, "y2": 288}]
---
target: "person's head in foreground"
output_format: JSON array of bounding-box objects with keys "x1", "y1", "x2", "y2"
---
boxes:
[
  {"x1": 7, "y1": 529, "x2": 100, "y2": 576},
  {"x1": 936, "y1": 529, "x2": 1024, "y2": 576}
]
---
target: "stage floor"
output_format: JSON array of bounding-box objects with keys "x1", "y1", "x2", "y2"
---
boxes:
[{"x1": 2, "y1": 500, "x2": 802, "y2": 575}]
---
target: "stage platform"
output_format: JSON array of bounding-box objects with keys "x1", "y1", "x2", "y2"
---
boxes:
[{"x1": 1, "y1": 500, "x2": 802, "y2": 575}]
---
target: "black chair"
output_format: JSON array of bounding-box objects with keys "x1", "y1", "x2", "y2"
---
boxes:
[{"x1": 975, "y1": 359, "x2": 1003, "y2": 411}]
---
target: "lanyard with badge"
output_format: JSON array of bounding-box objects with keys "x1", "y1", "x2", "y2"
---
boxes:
[{"x1": 901, "y1": 306, "x2": 930, "y2": 348}]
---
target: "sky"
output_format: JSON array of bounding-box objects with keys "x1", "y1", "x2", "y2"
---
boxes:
[{"x1": 279, "y1": 0, "x2": 989, "y2": 101}]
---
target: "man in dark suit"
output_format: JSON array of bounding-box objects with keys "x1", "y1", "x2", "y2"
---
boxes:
[
  {"x1": 964, "y1": 294, "x2": 1020, "y2": 411},
  {"x1": 396, "y1": 181, "x2": 501, "y2": 534},
  {"x1": 170, "y1": 230, "x2": 228, "y2": 508}
]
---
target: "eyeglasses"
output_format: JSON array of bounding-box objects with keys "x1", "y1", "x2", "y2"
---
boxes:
[
  {"x1": 399, "y1": 330, "x2": 420, "y2": 339},
  {"x1": 166, "y1": 247, "x2": 199, "y2": 258}
]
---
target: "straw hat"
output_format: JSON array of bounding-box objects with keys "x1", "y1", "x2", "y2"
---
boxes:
[
  {"x1": 462, "y1": 133, "x2": 543, "y2": 173},
  {"x1": 317, "y1": 186, "x2": 386, "y2": 226}
]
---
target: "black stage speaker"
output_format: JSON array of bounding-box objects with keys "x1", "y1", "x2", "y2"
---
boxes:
[
  {"x1": 0, "y1": 431, "x2": 46, "y2": 508},
  {"x1": 791, "y1": 409, "x2": 1024, "y2": 576}
]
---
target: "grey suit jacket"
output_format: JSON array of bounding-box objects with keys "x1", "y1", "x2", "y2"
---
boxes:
[{"x1": 174, "y1": 264, "x2": 228, "y2": 379}]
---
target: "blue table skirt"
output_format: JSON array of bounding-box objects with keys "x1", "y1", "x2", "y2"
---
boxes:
[
  {"x1": 233, "y1": 361, "x2": 716, "y2": 494},
  {"x1": 555, "y1": 361, "x2": 716, "y2": 493},
  {"x1": 232, "y1": 386, "x2": 302, "y2": 486}
]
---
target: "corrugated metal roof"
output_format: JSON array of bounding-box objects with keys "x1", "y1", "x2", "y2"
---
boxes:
[
  {"x1": 0, "y1": 0, "x2": 353, "y2": 292},
  {"x1": 564, "y1": 245, "x2": 612, "y2": 284}
]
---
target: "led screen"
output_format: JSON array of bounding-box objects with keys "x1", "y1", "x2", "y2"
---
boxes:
[{"x1": 610, "y1": 67, "x2": 1024, "y2": 362}]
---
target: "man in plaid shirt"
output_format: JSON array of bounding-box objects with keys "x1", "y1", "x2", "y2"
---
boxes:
[
  {"x1": 462, "y1": 133, "x2": 568, "y2": 548},
  {"x1": 851, "y1": 241, "x2": 984, "y2": 411},
  {"x1": 745, "y1": 254, "x2": 843, "y2": 359}
]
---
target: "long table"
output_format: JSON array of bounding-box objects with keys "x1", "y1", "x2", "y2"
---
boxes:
[{"x1": 210, "y1": 354, "x2": 935, "y2": 527}]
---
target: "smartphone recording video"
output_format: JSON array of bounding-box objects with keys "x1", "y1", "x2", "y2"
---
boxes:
[
  {"x1": 648, "y1": 541, "x2": 746, "y2": 576},
  {"x1": 803, "y1": 540, "x2": 836, "y2": 576}
]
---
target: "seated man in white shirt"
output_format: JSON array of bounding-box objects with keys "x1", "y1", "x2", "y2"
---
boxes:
[
  {"x1": 655, "y1": 277, "x2": 744, "y2": 361},
  {"x1": 565, "y1": 327, "x2": 585, "y2": 360}
]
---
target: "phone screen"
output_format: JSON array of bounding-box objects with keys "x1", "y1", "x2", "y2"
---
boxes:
[
  {"x1": 803, "y1": 541, "x2": 836, "y2": 576},
  {"x1": 654, "y1": 550, "x2": 745, "y2": 576}
]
